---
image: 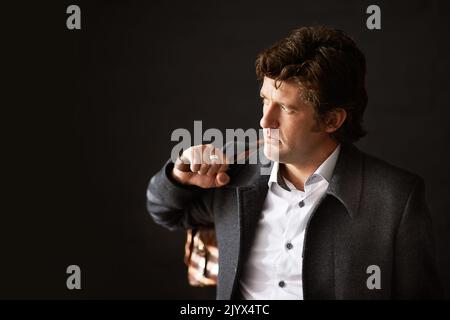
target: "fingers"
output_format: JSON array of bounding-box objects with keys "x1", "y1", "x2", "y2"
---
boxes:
[
  {"x1": 191, "y1": 162, "x2": 201, "y2": 173},
  {"x1": 182, "y1": 144, "x2": 228, "y2": 175},
  {"x1": 207, "y1": 148, "x2": 228, "y2": 177},
  {"x1": 206, "y1": 163, "x2": 221, "y2": 177},
  {"x1": 215, "y1": 172, "x2": 230, "y2": 187},
  {"x1": 193, "y1": 145, "x2": 214, "y2": 175},
  {"x1": 172, "y1": 144, "x2": 230, "y2": 188},
  {"x1": 199, "y1": 163, "x2": 210, "y2": 175},
  {"x1": 174, "y1": 154, "x2": 192, "y2": 172},
  {"x1": 174, "y1": 144, "x2": 230, "y2": 188}
]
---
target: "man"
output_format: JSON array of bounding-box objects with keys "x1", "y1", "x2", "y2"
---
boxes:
[{"x1": 146, "y1": 26, "x2": 442, "y2": 299}]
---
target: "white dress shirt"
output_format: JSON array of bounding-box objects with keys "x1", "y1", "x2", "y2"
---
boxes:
[{"x1": 239, "y1": 144, "x2": 341, "y2": 300}]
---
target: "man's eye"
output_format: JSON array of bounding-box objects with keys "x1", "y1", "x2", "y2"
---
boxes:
[{"x1": 281, "y1": 105, "x2": 291, "y2": 112}]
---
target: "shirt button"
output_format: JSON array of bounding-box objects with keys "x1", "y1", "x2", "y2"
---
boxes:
[
  {"x1": 298, "y1": 200, "x2": 305, "y2": 208},
  {"x1": 278, "y1": 280, "x2": 286, "y2": 288},
  {"x1": 286, "y1": 242, "x2": 293, "y2": 250}
]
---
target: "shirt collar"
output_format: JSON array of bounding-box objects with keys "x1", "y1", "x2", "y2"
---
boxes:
[{"x1": 268, "y1": 144, "x2": 341, "y2": 191}]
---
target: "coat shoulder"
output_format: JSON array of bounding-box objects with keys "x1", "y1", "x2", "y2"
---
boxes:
[
  {"x1": 351, "y1": 148, "x2": 428, "y2": 231},
  {"x1": 359, "y1": 148, "x2": 424, "y2": 197}
]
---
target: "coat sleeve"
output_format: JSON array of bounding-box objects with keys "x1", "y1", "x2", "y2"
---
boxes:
[
  {"x1": 146, "y1": 160, "x2": 215, "y2": 231},
  {"x1": 393, "y1": 177, "x2": 443, "y2": 299}
]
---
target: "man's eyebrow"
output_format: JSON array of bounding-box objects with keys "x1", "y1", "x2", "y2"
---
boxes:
[{"x1": 259, "y1": 92, "x2": 297, "y2": 109}]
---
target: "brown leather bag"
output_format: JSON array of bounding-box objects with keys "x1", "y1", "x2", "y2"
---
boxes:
[{"x1": 184, "y1": 228, "x2": 218, "y2": 286}]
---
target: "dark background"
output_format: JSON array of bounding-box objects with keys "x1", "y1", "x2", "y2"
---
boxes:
[{"x1": 2, "y1": 0, "x2": 449, "y2": 299}]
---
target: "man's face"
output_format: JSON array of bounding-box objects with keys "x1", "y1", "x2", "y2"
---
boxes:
[{"x1": 259, "y1": 77, "x2": 330, "y2": 164}]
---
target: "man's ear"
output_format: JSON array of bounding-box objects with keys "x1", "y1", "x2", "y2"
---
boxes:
[{"x1": 324, "y1": 108, "x2": 347, "y2": 133}]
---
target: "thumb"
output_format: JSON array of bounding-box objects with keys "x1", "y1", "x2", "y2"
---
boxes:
[{"x1": 215, "y1": 172, "x2": 230, "y2": 187}]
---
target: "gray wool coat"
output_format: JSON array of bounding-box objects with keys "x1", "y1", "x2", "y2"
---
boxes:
[{"x1": 146, "y1": 144, "x2": 442, "y2": 299}]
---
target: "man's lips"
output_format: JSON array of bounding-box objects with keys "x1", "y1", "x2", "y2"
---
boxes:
[
  {"x1": 264, "y1": 128, "x2": 281, "y2": 144},
  {"x1": 265, "y1": 137, "x2": 281, "y2": 144}
]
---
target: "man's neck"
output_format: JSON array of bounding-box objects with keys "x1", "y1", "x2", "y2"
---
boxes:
[{"x1": 281, "y1": 140, "x2": 339, "y2": 192}]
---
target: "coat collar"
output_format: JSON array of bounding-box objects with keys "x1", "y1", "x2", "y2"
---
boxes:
[
  {"x1": 324, "y1": 143, "x2": 364, "y2": 218},
  {"x1": 226, "y1": 143, "x2": 364, "y2": 218}
]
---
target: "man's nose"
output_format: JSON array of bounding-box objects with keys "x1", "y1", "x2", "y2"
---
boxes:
[{"x1": 260, "y1": 103, "x2": 279, "y2": 129}]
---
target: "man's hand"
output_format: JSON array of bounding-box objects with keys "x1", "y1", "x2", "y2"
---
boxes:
[{"x1": 172, "y1": 144, "x2": 230, "y2": 188}]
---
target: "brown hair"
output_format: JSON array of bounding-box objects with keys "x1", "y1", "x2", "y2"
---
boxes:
[{"x1": 255, "y1": 26, "x2": 368, "y2": 145}]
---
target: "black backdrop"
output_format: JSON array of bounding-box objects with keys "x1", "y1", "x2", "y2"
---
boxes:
[{"x1": 2, "y1": 0, "x2": 449, "y2": 299}]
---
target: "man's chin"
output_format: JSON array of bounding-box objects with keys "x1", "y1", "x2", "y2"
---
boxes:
[{"x1": 263, "y1": 142, "x2": 281, "y2": 162}]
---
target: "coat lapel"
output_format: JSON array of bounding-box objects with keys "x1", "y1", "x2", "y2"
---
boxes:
[
  {"x1": 238, "y1": 174, "x2": 271, "y2": 263},
  {"x1": 325, "y1": 143, "x2": 364, "y2": 218},
  {"x1": 226, "y1": 161, "x2": 272, "y2": 299}
]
